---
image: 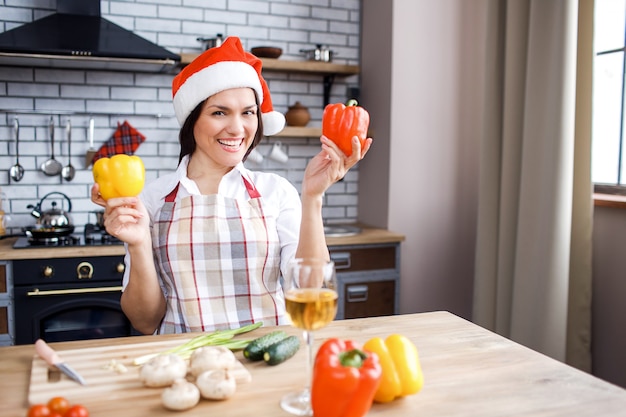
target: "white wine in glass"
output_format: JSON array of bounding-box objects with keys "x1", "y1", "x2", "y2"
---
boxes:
[{"x1": 281, "y1": 258, "x2": 338, "y2": 416}]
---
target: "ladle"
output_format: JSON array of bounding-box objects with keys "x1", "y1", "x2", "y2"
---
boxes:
[
  {"x1": 61, "y1": 119, "x2": 76, "y2": 181},
  {"x1": 9, "y1": 118, "x2": 24, "y2": 182},
  {"x1": 40, "y1": 116, "x2": 63, "y2": 176}
]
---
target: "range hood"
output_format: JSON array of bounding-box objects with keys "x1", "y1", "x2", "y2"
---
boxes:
[{"x1": 0, "y1": 0, "x2": 180, "y2": 73}]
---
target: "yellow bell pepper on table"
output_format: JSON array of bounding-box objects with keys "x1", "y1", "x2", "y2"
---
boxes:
[
  {"x1": 92, "y1": 154, "x2": 145, "y2": 201},
  {"x1": 363, "y1": 334, "x2": 424, "y2": 403}
]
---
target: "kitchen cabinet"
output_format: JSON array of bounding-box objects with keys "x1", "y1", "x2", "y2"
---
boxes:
[
  {"x1": 0, "y1": 261, "x2": 14, "y2": 346},
  {"x1": 329, "y1": 243, "x2": 400, "y2": 320},
  {"x1": 180, "y1": 55, "x2": 361, "y2": 137}
]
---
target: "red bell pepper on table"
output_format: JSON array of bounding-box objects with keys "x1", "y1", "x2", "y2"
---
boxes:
[{"x1": 311, "y1": 338, "x2": 382, "y2": 417}]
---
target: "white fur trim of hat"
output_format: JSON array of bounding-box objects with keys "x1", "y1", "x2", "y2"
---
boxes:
[{"x1": 172, "y1": 36, "x2": 285, "y2": 136}]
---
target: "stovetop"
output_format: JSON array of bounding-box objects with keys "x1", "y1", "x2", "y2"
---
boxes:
[{"x1": 13, "y1": 224, "x2": 124, "y2": 249}]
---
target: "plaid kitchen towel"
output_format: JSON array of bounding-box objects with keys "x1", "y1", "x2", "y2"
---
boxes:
[{"x1": 92, "y1": 120, "x2": 146, "y2": 162}]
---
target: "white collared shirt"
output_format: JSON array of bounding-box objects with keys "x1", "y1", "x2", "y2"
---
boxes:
[{"x1": 122, "y1": 155, "x2": 302, "y2": 288}]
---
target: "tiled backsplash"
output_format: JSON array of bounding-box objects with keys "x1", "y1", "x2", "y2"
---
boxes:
[{"x1": 0, "y1": 0, "x2": 362, "y2": 232}]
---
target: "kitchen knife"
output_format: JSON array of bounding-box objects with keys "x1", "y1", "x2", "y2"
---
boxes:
[{"x1": 35, "y1": 339, "x2": 87, "y2": 386}]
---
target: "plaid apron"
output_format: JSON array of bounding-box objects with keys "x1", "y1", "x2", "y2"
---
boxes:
[{"x1": 154, "y1": 175, "x2": 285, "y2": 333}]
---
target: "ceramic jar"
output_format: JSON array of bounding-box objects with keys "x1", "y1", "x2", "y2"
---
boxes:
[{"x1": 285, "y1": 102, "x2": 311, "y2": 127}]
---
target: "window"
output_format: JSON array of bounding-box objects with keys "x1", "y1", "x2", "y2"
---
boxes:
[{"x1": 592, "y1": 0, "x2": 626, "y2": 188}]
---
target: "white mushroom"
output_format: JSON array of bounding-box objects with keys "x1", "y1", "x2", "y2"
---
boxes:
[
  {"x1": 196, "y1": 369, "x2": 237, "y2": 400},
  {"x1": 161, "y1": 378, "x2": 200, "y2": 411},
  {"x1": 189, "y1": 346, "x2": 237, "y2": 377},
  {"x1": 139, "y1": 354, "x2": 188, "y2": 387}
]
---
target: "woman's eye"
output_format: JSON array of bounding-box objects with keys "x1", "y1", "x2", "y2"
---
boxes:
[{"x1": 212, "y1": 110, "x2": 226, "y2": 116}]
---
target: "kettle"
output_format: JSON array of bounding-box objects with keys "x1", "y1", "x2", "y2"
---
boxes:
[{"x1": 27, "y1": 192, "x2": 73, "y2": 228}]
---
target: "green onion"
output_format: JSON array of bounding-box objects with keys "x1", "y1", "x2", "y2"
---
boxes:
[{"x1": 133, "y1": 322, "x2": 263, "y2": 366}]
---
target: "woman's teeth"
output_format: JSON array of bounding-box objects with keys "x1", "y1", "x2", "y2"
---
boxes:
[{"x1": 218, "y1": 139, "x2": 243, "y2": 148}]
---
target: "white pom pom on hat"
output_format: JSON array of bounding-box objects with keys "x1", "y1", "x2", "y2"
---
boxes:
[{"x1": 172, "y1": 36, "x2": 285, "y2": 136}]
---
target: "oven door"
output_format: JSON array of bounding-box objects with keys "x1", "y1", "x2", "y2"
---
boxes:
[{"x1": 14, "y1": 281, "x2": 134, "y2": 345}]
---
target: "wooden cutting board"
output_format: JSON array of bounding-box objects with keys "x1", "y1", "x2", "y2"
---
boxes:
[{"x1": 28, "y1": 339, "x2": 251, "y2": 406}]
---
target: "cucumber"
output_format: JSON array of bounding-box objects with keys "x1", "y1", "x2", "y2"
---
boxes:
[
  {"x1": 243, "y1": 330, "x2": 289, "y2": 361},
  {"x1": 263, "y1": 335, "x2": 301, "y2": 366}
]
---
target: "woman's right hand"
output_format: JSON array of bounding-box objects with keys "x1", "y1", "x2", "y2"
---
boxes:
[{"x1": 90, "y1": 183, "x2": 149, "y2": 246}]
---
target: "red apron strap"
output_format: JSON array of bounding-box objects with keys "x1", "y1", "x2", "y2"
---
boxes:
[
  {"x1": 165, "y1": 184, "x2": 180, "y2": 202},
  {"x1": 242, "y1": 176, "x2": 261, "y2": 199}
]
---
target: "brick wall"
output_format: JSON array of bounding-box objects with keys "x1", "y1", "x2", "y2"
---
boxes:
[{"x1": 0, "y1": 0, "x2": 362, "y2": 231}]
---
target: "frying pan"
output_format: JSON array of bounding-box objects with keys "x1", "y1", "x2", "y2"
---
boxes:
[
  {"x1": 0, "y1": 225, "x2": 75, "y2": 240},
  {"x1": 40, "y1": 116, "x2": 63, "y2": 176},
  {"x1": 23, "y1": 225, "x2": 75, "y2": 239}
]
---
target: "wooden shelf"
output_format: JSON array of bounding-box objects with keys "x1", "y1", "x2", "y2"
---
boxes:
[
  {"x1": 179, "y1": 52, "x2": 361, "y2": 113},
  {"x1": 179, "y1": 53, "x2": 359, "y2": 76},
  {"x1": 269, "y1": 126, "x2": 321, "y2": 138},
  {"x1": 258, "y1": 58, "x2": 359, "y2": 76},
  {"x1": 269, "y1": 126, "x2": 374, "y2": 138}
]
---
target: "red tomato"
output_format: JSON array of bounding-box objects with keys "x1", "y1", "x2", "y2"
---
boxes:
[
  {"x1": 47, "y1": 397, "x2": 70, "y2": 415},
  {"x1": 27, "y1": 404, "x2": 51, "y2": 417},
  {"x1": 64, "y1": 405, "x2": 89, "y2": 417},
  {"x1": 48, "y1": 413, "x2": 64, "y2": 417}
]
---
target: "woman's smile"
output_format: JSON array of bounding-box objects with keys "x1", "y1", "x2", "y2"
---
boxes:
[{"x1": 217, "y1": 138, "x2": 245, "y2": 152}]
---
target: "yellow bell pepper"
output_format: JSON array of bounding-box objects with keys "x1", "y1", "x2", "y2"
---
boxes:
[
  {"x1": 363, "y1": 334, "x2": 424, "y2": 403},
  {"x1": 93, "y1": 154, "x2": 145, "y2": 201}
]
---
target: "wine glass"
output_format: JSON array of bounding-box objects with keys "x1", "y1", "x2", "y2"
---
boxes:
[{"x1": 280, "y1": 258, "x2": 338, "y2": 416}]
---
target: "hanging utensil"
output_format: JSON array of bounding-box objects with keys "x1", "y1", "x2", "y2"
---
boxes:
[
  {"x1": 9, "y1": 118, "x2": 25, "y2": 182},
  {"x1": 85, "y1": 118, "x2": 97, "y2": 167},
  {"x1": 61, "y1": 119, "x2": 76, "y2": 181},
  {"x1": 40, "y1": 116, "x2": 63, "y2": 176}
]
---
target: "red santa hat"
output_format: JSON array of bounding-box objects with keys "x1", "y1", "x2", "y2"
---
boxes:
[{"x1": 172, "y1": 36, "x2": 285, "y2": 136}]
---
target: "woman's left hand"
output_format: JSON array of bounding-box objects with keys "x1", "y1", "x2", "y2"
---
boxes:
[{"x1": 301, "y1": 135, "x2": 372, "y2": 198}]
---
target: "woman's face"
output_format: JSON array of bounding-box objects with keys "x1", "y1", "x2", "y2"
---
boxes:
[{"x1": 192, "y1": 87, "x2": 259, "y2": 168}]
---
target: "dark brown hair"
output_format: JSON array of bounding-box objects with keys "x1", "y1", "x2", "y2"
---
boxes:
[{"x1": 178, "y1": 89, "x2": 264, "y2": 164}]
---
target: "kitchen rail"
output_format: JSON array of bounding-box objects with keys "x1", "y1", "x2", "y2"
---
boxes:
[{"x1": 0, "y1": 108, "x2": 175, "y2": 119}]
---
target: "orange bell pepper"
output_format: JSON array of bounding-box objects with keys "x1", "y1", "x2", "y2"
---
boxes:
[
  {"x1": 363, "y1": 334, "x2": 424, "y2": 403},
  {"x1": 311, "y1": 338, "x2": 382, "y2": 417},
  {"x1": 93, "y1": 154, "x2": 145, "y2": 201},
  {"x1": 322, "y1": 99, "x2": 370, "y2": 156}
]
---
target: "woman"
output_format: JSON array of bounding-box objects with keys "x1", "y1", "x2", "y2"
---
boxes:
[{"x1": 91, "y1": 37, "x2": 371, "y2": 335}]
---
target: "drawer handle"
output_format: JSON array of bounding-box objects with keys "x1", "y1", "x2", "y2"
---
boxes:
[
  {"x1": 347, "y1": 285, "x2": 368, "y2": 302},
  {"x1": 330, "y1": 252, "x2": 351, "y2": 269}
]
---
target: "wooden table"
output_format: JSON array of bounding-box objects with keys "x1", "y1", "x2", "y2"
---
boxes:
[{"x1": 2, "y1": 311, "x2": 626, "y2": 416}]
